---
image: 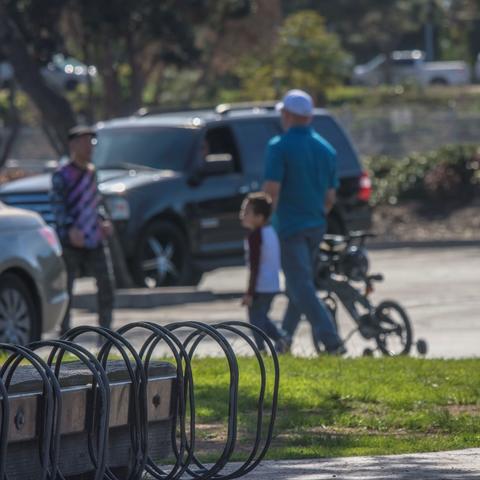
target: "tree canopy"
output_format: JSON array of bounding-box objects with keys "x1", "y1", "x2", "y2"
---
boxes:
[
  {"x1": 237, "y1": 11, "x2": 350, "y2": 103},
  {"x1": 2, "y1": 0, "x2": 480, "y2": 154},
  {"x1": 0, "y1": 0, "x2": 255, "y2": 151}
]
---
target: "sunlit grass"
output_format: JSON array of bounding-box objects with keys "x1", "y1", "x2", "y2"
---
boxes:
[
  {"x1": 190, "y1": 356, "x2": 480, "y2": 459},
  {"x1": 1, "y1": 350, "x2": 478, "y2": 459}
]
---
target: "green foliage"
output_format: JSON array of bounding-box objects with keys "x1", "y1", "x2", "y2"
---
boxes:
[
  {"x1": 282, "y1": 0, "x2": 432, "y2": 61},
  {"x1": 5, "y1": 0, "x2": 480, "y2": 125},
  {"x1": 326, "y1": 85, "x2": 411, "y2": 107},
  {"x1": 191, "y1": 356, "x2": 480, "y2": 459},
  {"x1": 3, "y1": 0, "x2": 65, "y2": 64},
  {"x1": 1, "y1": 0, "x2": 255, "y2": 121},
  {"x1": 0, "y1": 89, "x2": 36, "y2": 126},
  {"x1": 445, "y1": 0, "x2": 480, "y2": 63},
  {"x1": 364, "y1": 144, "x2": 480, "y2": 205},
  {"x1": 237, "y1": 10, "x2": 350, "y2": 102},
  {"x1": 326, "y1": 84, "x2": 480, "y2": 110}
]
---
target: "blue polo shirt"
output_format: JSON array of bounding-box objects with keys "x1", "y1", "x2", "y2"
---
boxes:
[{"x1": 264, "y1": 125, "x2": 339, "y2": 239}]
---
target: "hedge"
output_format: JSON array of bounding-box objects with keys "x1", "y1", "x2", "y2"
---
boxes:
[{"x1": 363, "y1": 144, "x2": 480, "y2": 206}]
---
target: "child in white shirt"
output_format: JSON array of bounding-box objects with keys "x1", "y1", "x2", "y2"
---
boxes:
[{"x1": 240, "y1": 192, "x2": 291, "y2": 353}]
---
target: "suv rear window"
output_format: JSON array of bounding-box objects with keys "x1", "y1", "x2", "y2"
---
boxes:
[
  {"x1": 312, "y1": 116, "x2": 361, "y2": 177},
  {"x1": 94, "y1": 127, "x2": 198, "y2": 171}
]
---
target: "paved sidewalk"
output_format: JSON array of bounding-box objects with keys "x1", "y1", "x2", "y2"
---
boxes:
[
  {"x1": 242, "y1": 449, "x2": 480, "y2": 480},
  {"x1": 70, "y1": 247, "x2": 480, "y2": 358}
]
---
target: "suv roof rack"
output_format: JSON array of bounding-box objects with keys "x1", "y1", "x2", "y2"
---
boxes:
[
  {"x1": 134, "y1": 105, "x2": 215, "y2": 117},
  {"x1": 134, "y1": 101, "x2": 279, "y2": 118},
  {"x1": 215, "y1": 101, "x2": 277, "y2": 115}
]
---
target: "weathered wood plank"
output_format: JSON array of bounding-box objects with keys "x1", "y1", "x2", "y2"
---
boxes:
[{"x1": 1, "y1": 360, "x2": 176, "y2": 479}]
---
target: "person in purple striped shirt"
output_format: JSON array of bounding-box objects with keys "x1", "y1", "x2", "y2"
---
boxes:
[{"x1": 51, "y1": 126, "x2": 114, "y2": 335}]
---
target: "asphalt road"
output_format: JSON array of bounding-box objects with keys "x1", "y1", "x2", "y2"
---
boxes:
[{"x1": 68, "y1": 246, "x2": 480, "y2": 358}]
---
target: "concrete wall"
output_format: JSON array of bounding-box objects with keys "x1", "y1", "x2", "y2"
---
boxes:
[{"x1": 334, "y1": 106, "x2": 480, "y2": 158}]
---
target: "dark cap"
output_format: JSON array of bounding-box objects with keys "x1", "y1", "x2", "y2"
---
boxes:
[{"x1": 68, "y1": 125, "x2": 96, "y2": 141}]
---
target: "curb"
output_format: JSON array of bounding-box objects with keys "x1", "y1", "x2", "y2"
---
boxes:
[
  {"x1": 72, "y1": 288, "x2": 242, "y2": 311},
  {"x1": 73, "y1": 240, "x2": 479, "y2": 310},
  {"x1": 369, "y1": 239, "x2": 480, "y2": 250}
]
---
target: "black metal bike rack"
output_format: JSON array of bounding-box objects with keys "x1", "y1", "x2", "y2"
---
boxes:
[{"x1": 0, "y1": 321, "x2": 279, "y2": 479}]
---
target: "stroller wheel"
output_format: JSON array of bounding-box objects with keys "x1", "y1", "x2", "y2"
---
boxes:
[
  {"x1": 374, "y1": 300, "x2": 413, "y2": 356},
  {"x1": 416, "y1": 339, "x2": 428, "y2": 355}
]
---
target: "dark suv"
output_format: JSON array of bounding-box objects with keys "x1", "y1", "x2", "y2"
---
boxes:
[{"x1": 0, "y1": 104, "x2": 371, "y2": 287}]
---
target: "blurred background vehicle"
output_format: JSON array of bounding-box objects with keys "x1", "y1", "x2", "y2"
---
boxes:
[
  {"x1": 0, "y1": 54, "x2": 97, "y2": 91},
  {"x1": 352, "y1": 50, "x2": 473, "y2": 86},
  {"x1": 0, "y1": 104, "x2": 372, "y2": 289},
  {"x1": 0, "y1": 202, "x2": 67, "y2": 344}
]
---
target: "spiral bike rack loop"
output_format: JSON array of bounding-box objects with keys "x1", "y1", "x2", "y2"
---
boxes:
[{"x1": 0, "y1": 321, "x2": 280, "y2": 479}]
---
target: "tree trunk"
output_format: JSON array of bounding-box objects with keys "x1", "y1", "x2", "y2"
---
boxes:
[
  {"x1": 125, "y1": 31, "x2": 144, "y2": 114},
  {"x1": 81, "y1": 33, "x2": 96, "y2": 124},
  {"x1": 0, "y1": 83, "x2": 20, "y2": 168},
  {"x1": 0, "y1": 5, "x2": 76, "y2": 155},
  {"x1": 96, "y1": 42, "x2": 124, "y2": 118}
]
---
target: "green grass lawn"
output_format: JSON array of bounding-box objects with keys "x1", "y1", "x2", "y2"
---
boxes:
[{"x1": 189, "y1": 356, "x2": 480, "y2": 460}]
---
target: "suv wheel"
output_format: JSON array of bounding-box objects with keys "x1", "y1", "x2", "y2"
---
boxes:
[
  {"x1": 134, "y1": 221, "x2": 193, "y2": 288},
  {"x1": 184, "y1": 267, "x2": 204, "y2": 287},
  {"x1": 0, "y1": 273, "x2": 39, "y2": 345}
]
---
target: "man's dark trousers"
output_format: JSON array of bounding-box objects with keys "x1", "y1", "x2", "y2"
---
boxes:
[
  {"x1": 281, "y1": 226, "x2": 341, "y2": 351},
  {"x1": 61, "y1": 244, "x2": 114, "y2": 333}
]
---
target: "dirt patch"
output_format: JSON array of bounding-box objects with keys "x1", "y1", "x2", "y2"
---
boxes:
[
  {"x1": 372, "y1": 199, "x2": 480, "y2": 242},
  {"x1": 193, "y1": 422, "x2": 258, "y2": 456},
  {"x1": 446, "y1": 404, "x2": 480, "y2": 416},
  {"x1": 275, "y1": 426, "x2": 416, "y2": 441}
]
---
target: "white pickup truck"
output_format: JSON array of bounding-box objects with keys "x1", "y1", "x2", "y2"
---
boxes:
[{"x1": 353, "y1": 50, "x2": 471, "y2": 87}]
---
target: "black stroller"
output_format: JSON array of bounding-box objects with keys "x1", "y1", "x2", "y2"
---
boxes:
[{"x1": 314, "y1": 232, "x2": 427, "y2": 356}]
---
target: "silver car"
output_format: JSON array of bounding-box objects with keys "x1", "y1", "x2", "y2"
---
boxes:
[
  {"x1": 0, "y1": 202, "x2": 68, "y2": 344},
  {"x1": 0, "y1": 54, "x2": 97, "y2": 91}
]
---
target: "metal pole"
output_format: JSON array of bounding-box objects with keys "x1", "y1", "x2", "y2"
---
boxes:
[{"x1": 424, "y1": 0, "x2": 435, "y2": 61}]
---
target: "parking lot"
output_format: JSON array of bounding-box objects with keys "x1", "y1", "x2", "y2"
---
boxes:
[{"x1": 67, "y1": 246, "x2": 480, "y2": 358}]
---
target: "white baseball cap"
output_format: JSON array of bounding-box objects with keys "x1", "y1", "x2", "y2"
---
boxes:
[{"x1": 276, "y1": 89, "x2": 314, "y2": 117}]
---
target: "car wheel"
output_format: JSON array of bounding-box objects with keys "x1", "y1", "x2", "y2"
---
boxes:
[
  {"x1": 184, "y1": 267, "x2": 204, "y2": 287},
  {"x1": 0, "y1": 273, "x2": 39, "y2": 345},
  {"x1": 134, "y1": 221, "x2": 191, "y2": 288}
]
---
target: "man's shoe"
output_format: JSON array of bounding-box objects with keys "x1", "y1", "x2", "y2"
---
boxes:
[{"x1": 275, "y1": 335, "x2": 292, "y2": 354}]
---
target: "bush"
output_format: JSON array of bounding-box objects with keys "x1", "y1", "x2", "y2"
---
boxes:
[
  {"x1": 325, "y1": 85, "x2": 480, "y2": 112},
  {"x1": 364, "y1": 145, "x2": 480, "y2": 206}
]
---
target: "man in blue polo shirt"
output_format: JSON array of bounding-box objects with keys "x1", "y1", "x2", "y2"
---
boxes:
[{"x1": 263, "y1": 89, "x2": 345, "y2": 354}]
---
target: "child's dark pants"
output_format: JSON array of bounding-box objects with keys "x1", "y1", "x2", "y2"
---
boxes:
[{"x1": 247, "y1": 292, "x2": 282, "y2": 351}]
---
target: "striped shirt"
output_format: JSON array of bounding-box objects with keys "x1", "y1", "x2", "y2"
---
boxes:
[{"x1": 51, "y1": 162, "x2": 103, "y2": 249}]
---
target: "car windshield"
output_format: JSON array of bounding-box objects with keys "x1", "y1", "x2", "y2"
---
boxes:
[
  {"x1": 93, "y1": 127, "x2": 198, "y2": 171},
  {"x1": 365, "y1": 54, "x2": 386, "y2": 70},
  {"x1": 52, "y1": 54, "x2": 84, "y2": 68}
]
